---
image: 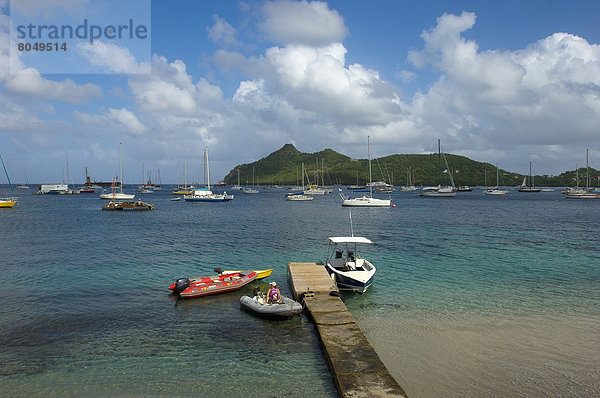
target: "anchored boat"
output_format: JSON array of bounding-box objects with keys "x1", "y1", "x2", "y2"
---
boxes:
[
  {"x1": 325, "y1": 236, "x2": 376, "y2": 293},
  {"x1": 102, "y1": 199, "x2": 154, "y2": 211},
  {"x1": 221, "y1": 269, "x2": 273, "y2": 280},
  {"x1": 240, "y1": 289, "x2": 303, "y2": 319},
  {"x1": 169, "y1": 269, "x2": 257, "y2": 298}
]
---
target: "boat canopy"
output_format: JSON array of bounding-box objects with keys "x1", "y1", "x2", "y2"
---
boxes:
[{"x1": 328, "y1": 236, "x2": 373, "y2": 244}]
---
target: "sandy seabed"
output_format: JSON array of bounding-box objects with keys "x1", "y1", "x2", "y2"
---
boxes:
[{"x1": 360, "y1": 314, "x2": 600, "y2": 397}]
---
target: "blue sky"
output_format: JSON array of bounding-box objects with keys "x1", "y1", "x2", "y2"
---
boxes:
[{"x1": 2, "y1": 0, "x2": 600, "y2": 184}]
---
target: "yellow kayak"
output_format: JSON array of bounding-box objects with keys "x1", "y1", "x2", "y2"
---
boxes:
[{"x1": 222, "y1": 269, "x2": 272, "y2": 280}]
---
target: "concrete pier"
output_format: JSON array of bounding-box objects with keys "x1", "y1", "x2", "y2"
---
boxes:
[{"x1": 288, "y1": 262, "x2": 408, "y2": 398}]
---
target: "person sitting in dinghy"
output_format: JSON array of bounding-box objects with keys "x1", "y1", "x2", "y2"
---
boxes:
[{"x1": 266, "y1": 282, "x2": 283, "y2": 304}]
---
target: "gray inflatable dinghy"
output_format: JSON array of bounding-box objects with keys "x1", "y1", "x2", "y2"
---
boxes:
[{"x1": 240, "y1": 294, "x2": 303, "y2": 319}]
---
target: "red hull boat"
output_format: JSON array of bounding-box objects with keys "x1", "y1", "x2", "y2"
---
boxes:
[{"x1": 169, "y1": 270, "x2": 257, "y2": 298}]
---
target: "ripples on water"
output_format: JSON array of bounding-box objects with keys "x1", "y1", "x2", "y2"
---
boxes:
[{"x1": 1, "y1": 186, "x2": 599, "y2": 396}]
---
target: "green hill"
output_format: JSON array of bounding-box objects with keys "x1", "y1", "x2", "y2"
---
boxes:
[{"x1": 223, "y1": 144, "x2": 598, "y2": 187}]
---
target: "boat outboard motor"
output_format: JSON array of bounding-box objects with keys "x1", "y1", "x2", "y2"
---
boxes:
[
  {"x1": 214, "y1": 267, "x2": 223, "y2": 275},
  {"x1": 173, "y1": 278, "x2": 191, "y2": 294}
]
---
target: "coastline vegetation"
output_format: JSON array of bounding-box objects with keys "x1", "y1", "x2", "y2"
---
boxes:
[{"x1": 223, "y1": 144, "x2": 598, "y2": 187}]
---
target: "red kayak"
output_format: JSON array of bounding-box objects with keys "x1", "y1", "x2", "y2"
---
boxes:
[{"x1": 169, "y1": 269, "x2": 257, "y2": 298}]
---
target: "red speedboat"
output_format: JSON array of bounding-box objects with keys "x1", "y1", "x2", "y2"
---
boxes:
[{"x1": 169, "y1": 269, "x2": 257, "y2": 298}]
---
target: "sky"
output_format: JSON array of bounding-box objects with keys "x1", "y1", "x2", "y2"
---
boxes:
[{"x1": 2, "y1": 0, "x2": 600, "y2": 184}]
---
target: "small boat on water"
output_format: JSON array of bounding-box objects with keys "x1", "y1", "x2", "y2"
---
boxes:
[
  {"x1": 517, "y1": 161, "x2": 541, "y2": 192},
  {"x1": 184, "y1": 148, "x2": 234, "y2": 202},
  {"x1": 102, "y1": 199, "x2": 154, "y2": 211},
  {"x1": 342, "y1": 137, "x2": 391, "y2": 207},
  {"x1": 99, "y1": 144, "x2": 136, "y2": 200},
  {"x1": 0, "y1": 154, "x2": 18, "y2": 208},
  {"x1": 169, "y1": 269, "x2": 258, "y2": 298},
  {"x1": 240, "y1": 288, "x2": 303, "y2": 320},
  {"x1": 0, "y1": 197, "x2": 17, "y2": 208},
  {"x1": 419, "y1": 139, "x2": 457, "y2": 198},
  {"x1": 221, "y1": 269, "x2": 273, "y2": 280},
  {"x1": 325, "y1": 236, "x2": 376, "y2": 293}
]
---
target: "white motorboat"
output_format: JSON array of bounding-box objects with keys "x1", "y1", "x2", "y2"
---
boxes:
[{"x1": 325, "y1": 236, "x2": 376, "y2": 293}]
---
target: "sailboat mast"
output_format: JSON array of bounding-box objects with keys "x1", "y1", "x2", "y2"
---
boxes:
[
  {"x1": 205, "y1": 147, "x2": 211, "y2": 190},
  {"x1": 119, "y1": 142, "x2": 123, "y2": 193},
  {"x1": 437, "y1": 139, "x2": 441, "y2": 186},
  {"x1": 529, "y1": 161, "x2": 533, "y2": 188},
  {"x1": 586, "y1": 148, "x2": 590, "y2": 190},
  {"x1": 184, "y1": 155, "x2": 187, "y2": 187},
  {"x1": 0, "y1": 154, "x2": 14, "y2": 192},
  {"x1": 368, "y1": 136, "x2": 373, "y2": 198}
]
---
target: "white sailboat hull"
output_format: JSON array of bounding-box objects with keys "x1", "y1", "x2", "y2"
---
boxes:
[
  {"x1": 419, "y1": 186, "x2": 457, "y2": 197},
  {"x1": 485, "y1": 189, "x2": 508, "y2": 195},
  {"x1": 342, "y1": 196, "x2": 391, "y2": 207},
  {"x1": 286, "y1": 194, "x2": 314, "y2": 201},
  {"x1": 100, "y1": 192, "x2": 136, "y2": 200}
]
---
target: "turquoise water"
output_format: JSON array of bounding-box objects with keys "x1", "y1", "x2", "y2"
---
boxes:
[{"x1": 1, "y1": 186, "x2": 599, "y2": 397}]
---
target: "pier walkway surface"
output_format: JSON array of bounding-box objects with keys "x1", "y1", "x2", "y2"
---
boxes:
[{"x1": 287, "y1": 262, "x2": 408, "y2": 398}]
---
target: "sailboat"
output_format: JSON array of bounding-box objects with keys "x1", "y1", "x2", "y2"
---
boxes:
[
  {"x1": 154, "y1": 169, "x2": 162, "y2": 190},
  {"x1": 341, "y1": 136, "x2": 391, "y2": 207},
  {"x1": 419, "y1": 139, "x2": 457, "y2": 197},
  {"x1": 517, "y1": 161, "x2": 541, "y2": 192},
  {"x1": 400, "y1": 167, "x2": 416, "y2": 192},
  {"x1": 99, "y1": 143, "x2": 136, "y2": 200},
  {"x1": 15, "y1": 169, "x2": 29, "y2": 189},
  {"x1": 242, "y1": 165, "x2": 259, "y2": 194},
  {"x1": 566, "y1": 149, "x2": 600, "y2": 199},
  {"x1": 289, "y1": 166, "x2": 303, "y2": 191},
  {"x1": 184, "y1": 147, "x2": 233, "y2": 202},
  {"x1": 137, "y1": 164, "x2": 155, "y2": 193},
  {"x1": 484, "y1": 164, "x2": 508, "y2": 195},
  {"x1": 286, "y1": 162, "x2": 313, "y2": 201},
  {"x1": 230, "y1": 168, "x2": 242, "y2": 190},
  {"x1": 348, "y1": 170, "x2": 366, "y2": 190},
  {"x1": 0, "y1": 154, "x2": 18, "y2": 208},
  {"x1": 172, "y1": 156, "x2": 192, "y2": 194},
  {"x1": 304, "y1": 158, "x2": 332, "y2": 195}
]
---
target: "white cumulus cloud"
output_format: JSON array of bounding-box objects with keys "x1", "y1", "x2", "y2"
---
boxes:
[
  {"x1": 77, "y1": 41, "x2": 150, "y2": 74},
  {"x1": 207, "y1": 15, "x2": 239, "y2": 47},
  {"x1": 260, "y1": 0, "x2": 348, "y2": 46},
  {"x1": 107, "y1": 107, "x2": 146, "y2": 134}
]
